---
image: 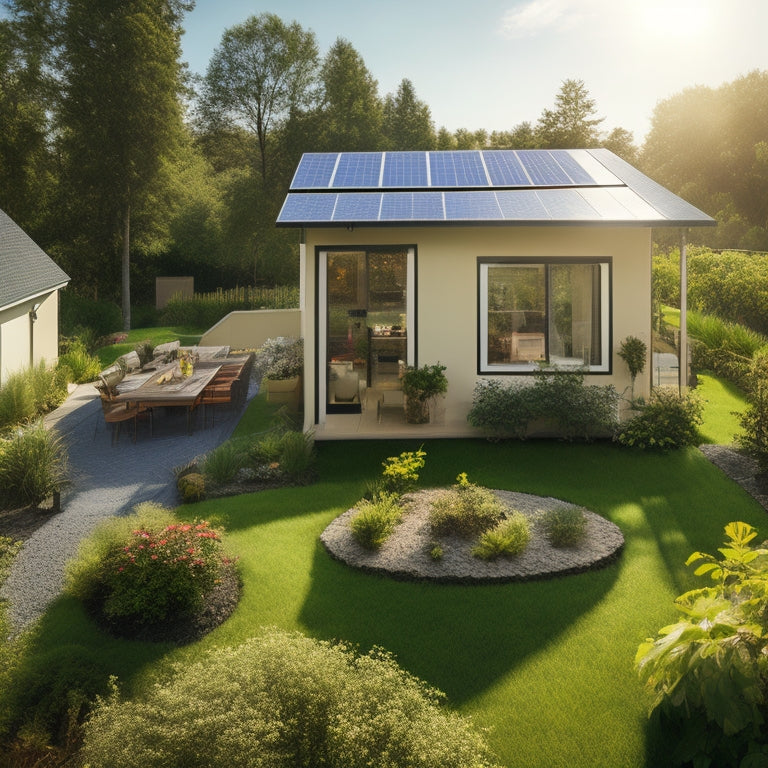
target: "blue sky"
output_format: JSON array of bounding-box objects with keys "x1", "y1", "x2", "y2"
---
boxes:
[{"x1": 181, "y1": 0, "x2": 768, "y2": 144}]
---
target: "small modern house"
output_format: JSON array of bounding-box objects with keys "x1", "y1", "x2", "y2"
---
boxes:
[
  {"x1": 277, "y1": 149, "x2": 714, "y2": 439},
  {"x1": 0, "y1": 208, "x2": 70, "y2": 387}
]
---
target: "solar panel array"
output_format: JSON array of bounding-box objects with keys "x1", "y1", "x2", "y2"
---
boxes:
[
  {"x1": 288, "y1": 149, "x2": 622, "y2": 191},
  {"x1": 277, "y1": 149, "x2": 716, "y2": 227}
]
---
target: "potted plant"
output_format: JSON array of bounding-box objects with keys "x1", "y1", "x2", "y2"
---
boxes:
[
  {"x1": 618, "y1": 336, "x2": 647, "y2": 402},
  {"x1": 255, "y1": 337, "x2": 304, "y2": 407},
  {"x1": 401, "y1": 363, "x2": 448, "y2": 424}
]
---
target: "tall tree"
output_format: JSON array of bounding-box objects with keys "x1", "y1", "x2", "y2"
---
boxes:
[
  {"x1": 199, "y1": 13, "x2": 319, "y2": 183},
  {"x1": 318, "y1": 37, "x2": 383, "y2": 151},
  {"x1": 382, "y1": 79, "x2": 435, "y2": 150},
  {"x1": 57, "y1": 0, "x2": 191, "y2": 329},
  {"x1": 537, "y1": 79, "x2": 603, "y2": 148}
]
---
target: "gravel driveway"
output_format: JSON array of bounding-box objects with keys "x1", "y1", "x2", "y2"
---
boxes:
[{"x1": 0, "y1": 378, "x2": 256, "y2": 633}]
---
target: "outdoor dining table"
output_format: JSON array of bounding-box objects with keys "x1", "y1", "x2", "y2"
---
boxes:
[{"x1": 113, "y1": 360, "x2": 223, "y2": 435}]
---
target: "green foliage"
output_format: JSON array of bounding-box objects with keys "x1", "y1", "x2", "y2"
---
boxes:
[
  {"x1": 472, "y1": 513, "x2": 531, "y2": 561},
  {"x1": 177, "y1": 472, "x2": 206, "y2": 503},
  {"x1": 537, "y1": 78, "x2": 604, "y2": 148},
  {"x1": 59, "y1": 293, "x2": 122, "y2": 339},
  {"x1": 381, "y1": 446, "x2": 426, "y2": 495},
  {"x1": 275, "y1": 428, "x2": 316, "y2": 482},
  {"x1": 737, "y1": 350, "x2": 768, "y2": 472},
  {"x1": 467, "y1": 370, "x2": 619, "y2": 441},
  {"x1": 202, "y1": 438, "x2": 248, "y2": 487},
  {"x1": 0, "y1": 536, "x2": 23, "y2": 587},
  {"x1": 616, "y1": 388, "x2": 703, "y2": 451},
  {"x1": 401, "y1": 363, "x2": 448, "y2": 401},
  {"x1": 349, "y1": 492, "x2": 403, "y2": 550},
  {"x1": 0, "y1": 421, "x2": 69, "y2": 509},
  {"x1": 65, "y1": 503, "x2": 232, "y2": 632},
  {"x1": 57, "y1": 337, "x2": 101, "y2": 383},
  {"x1": 429, "y1": 474, "x2": 505, "y2": 538},
  {"x1": 159, "y1": 285, "x2": 299, "y2": 328},
  {"x1": 617, "y1": 336, "x2": 647, "y2": 391},
  {"x1": 540, "y1": 506, "x2": 587, "y2": 548},
  {"x1": 429, "y1": 542, "x2": 444, "y2": 561},
  {"x1": 0, "y1": 361, "x2": 69, "y2": 431},
  {"x1": 254, "y1": 336, "x2": 303, "y2": 380},
  {"x1": 636, "y1": 522, "x2": 768, "y2": 767},
  {"x1": 79, "y1": 629, "x2": 500, "y2": 768}
]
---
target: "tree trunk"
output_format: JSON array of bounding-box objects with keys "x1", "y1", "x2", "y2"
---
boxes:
[{"x1": 122, "y1": 203, "x2": 131, "y2": 331}]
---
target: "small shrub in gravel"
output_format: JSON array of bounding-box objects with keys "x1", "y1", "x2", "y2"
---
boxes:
[
  {"x1": 349, "y1": 493, "x2": 403, "y2": 550},
  {"x1": 429, "y1": 473, "x2": 505, "y2": 538},
  {"x1": 66, "y1": 503, "x2": 238, "y2": 639},
  {"x1": 540, "y1": 506, "x2": 587, "y2": 548},
  {"x1": 381, "y1": 447, "x2": 426, "y2": 494},
  {"x1": 472, "y1": 513, "x2": 531, "y2": 560}
]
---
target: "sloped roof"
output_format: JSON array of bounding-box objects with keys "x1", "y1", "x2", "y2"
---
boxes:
[
  {"x1": 276, "y1": 148, "x2": 715, "y2": 228},
  {"x1": 0, "y1": 209, "x2": 70, "y2": 311}
]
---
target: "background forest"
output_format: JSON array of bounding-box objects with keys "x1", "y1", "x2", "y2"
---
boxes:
[{"x1": 1, "y1": 1, "x2": 767, "y2": 329}]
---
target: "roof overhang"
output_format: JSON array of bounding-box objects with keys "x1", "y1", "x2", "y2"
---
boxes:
[{"x1": 0, "y1": 281, "x2": 70, "y2": 314}]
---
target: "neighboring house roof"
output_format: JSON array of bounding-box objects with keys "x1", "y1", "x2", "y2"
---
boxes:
[
  {"x1": 0, "y1": 208, "x2": 70, "y2": 311},
  {"x1": 276, "y1": 148, "x2": 715, "y2": 229}
]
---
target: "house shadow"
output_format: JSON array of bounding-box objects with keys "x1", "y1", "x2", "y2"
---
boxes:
[{"x1": 298, "y1": 536, "x2": 621, "y2": 706}]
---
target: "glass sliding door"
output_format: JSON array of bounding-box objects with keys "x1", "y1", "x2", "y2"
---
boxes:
[{"x1": 323, "y1": 248, "x2": 409, "y2": 413}]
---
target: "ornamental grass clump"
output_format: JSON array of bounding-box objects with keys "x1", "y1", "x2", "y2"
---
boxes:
[
  {"x1": 540, "y1": 506, "x2": 588, "y2": 548},
  {"x1": 429, "y1": 473, "x2": 505, "y2": 538},
  {"x1": 66, "y1": 503, "x2": 236, "y2": 636},
  {"x1": 472, "y1": 513, "x2": 531, "y2": 561},
  {"x1": 350, "y1": 493, "x2": 403, "y2": 550}
]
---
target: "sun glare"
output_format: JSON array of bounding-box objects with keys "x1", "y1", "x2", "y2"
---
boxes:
[{"x1": 638, "y1": 1, "x2": 715, "y2": 40}]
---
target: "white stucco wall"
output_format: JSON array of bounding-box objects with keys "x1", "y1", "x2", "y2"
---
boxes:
[
  {"x1": 0, "y1": 290, "x2": 60, "y2": 387},
  {"x1": 303, "y1": 225, "x2": 652, "y2": 435}
]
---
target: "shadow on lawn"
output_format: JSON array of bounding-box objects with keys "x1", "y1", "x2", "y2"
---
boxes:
[{"x1": 298, "y1": 538, "x2": 621, "y2": 706}]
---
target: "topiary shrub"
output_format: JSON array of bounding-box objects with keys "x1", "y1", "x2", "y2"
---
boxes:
[
  {"x1": 65, "y1": 503, "x2": 238, "y2": 640},
  {"x1": 615, "y1": 387, "x2": 703, "y2": 450},
  {"x1": 429, "y1": 473, "x2": 505, "y2": 538},
  {"x1": 349, "y1": 493, "x2": 403, "y2": 550},
  {"x1": 472, "y1": 513, "x2": 531, "y2": 560},
  {"x1": 78, "y1": 629, "x2": 501, "y2": 768},
  {"x1": 539, "y1": 506, "x2": 587, "y2": 548}
]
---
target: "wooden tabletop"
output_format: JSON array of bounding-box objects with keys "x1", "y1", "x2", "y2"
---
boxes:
[{"x1": 114, "y1": 361, "x2": 222, "y2": 408}]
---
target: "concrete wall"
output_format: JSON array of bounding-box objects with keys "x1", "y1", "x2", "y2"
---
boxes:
[
  {"x1": 156, "y1": 276, "x2": 194, "y2": 309},
  {"x1": 303, "y1": 225, "x2": 652, "y2": 434},
  {"x1": 0, "y1": 289, "x2": 60, "y2": 387},
  {"x1": 200, "y1": 308, "x2": 301, "y2": 350}
]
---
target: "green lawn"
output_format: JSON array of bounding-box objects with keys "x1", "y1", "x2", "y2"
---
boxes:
[
  {"x1": 696, "y1": 372, "x2": 748, "y2": 445},
  {"x1": 2, "y1": 385, "x2": 764, "y2": 767}
]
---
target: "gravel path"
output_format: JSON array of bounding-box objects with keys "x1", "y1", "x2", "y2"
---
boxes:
[
  {"x1": 321, "y1": 489, "x2": 625, "y2": 583},
  {"x1": 1, "y1": 378, "x2": 256, "y2": 634}
]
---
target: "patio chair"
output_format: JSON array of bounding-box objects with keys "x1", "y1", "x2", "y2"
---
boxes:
[
  {"x1": 199, "y1": 377, "x2": 236, "y2": 427},
  {"x1": 95, "y1": 376, "x2": 152, "y2": 444}
]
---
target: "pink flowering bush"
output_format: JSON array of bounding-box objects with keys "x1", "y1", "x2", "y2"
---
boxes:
[{"x1": 66, "y1": 504, "x2": 237, "y2": 633}]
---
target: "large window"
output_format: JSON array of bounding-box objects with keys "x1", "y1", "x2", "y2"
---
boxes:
[{"x1": 478, "y1": 258, "x2": 611, "y2": 373}]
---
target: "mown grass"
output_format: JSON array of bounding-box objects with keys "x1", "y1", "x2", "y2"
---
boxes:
[
  {"x1": 696, "y1": 372, "x2": 748, "y2": 445},
  {"x1": 1, "y1": 388, "x2": 765, "y2": 767},
  {"x1": 96, "y1": 326, "x2": 205, "y2": 368}
]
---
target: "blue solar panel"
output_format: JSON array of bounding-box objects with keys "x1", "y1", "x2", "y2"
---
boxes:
[
  {"x1": 444, "y1": 191, "x2": 502, "y2": 220},
  {"x1": 291, "y1": 153, "x2": 338, "y2": 189},
  {"x1": 483, "y1": 151, "x2": 531, "y2": 187},
  {"x1": 496, "y1": 190, "x2": 549, "y2": 219},
  {"x1": 518, "y1": 151, "x2": 572, "y2": 186},
  {"x1": 332, "y1": 192, "x2": 382, "y2": 221},
  {"x1": 412, "y1": 192, "x2": 445, "y2": 220},
  {"x1": 278, "y1": 193, "x2": 337, "y2": 222},
  {"x1": 382, "y1": 152, "x2": 428, "y2": 187},
  {"x1": 332, "y1": 152, "x2": 382, "y2": 188},
  {"x1": 429, "y1": 151, "x2": 488, "y2": 187},
  {"x1": 551, "y1": 151, "x2": 596, "y2": 185}
]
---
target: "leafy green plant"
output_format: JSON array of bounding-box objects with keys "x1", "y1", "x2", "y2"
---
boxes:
[
  {"x1": 0, "y1": 421, "x2": 69, "y2": 509},
  {"x1": 349, "y1": 493, "x2": 403, "y2": 550},
  {"x1": 616, "y1": 388, "x2": 703, "y2": 450},
  {"x1": 618, "y1": 336, "x2": 647, "y2": 399},
  {"x1": 57, "y1": 338, "x2": 101, "y2": 384},
  {"x1": 472, "y1": 513, "x2": 531, "y2": 560},
  {"x1": 429, "y1": 542, "x2": 444, "y2": 561},
  {"x1": 429, "y1": 473, "x2": 505, "y2": 537},
  {"x1": 466, "y1": 379, "x2": 536, "y2": 440},
  {"x1": 381, "y1": 446, "x2": 426, "y2": 495},
  {"x1": 254, "y1": 336, "x2": 303, "y2": 380},
  {"x1": 540, "y1": 506, "x2": 587, "y2": 548},
  {"x1": 401, "y1": 363, "x2": 447, "y2": 423},
  {"x1": 79, "y1": 629, "x2": 500, "y2": 768},
  {"x1": 737, "y1": 349, "x2": 768, "y2": 472},
  {"x1": 66, "y1": 503, "x2": 234, "y2": 633},
  {"x1": 275, "y1": 429, "x2": 316, "y2": 482},
  {"x1": 177, "y1": 472, "x2": 206, "y2": 503},
  {"x1": 636, "y1": 522, "x2": 768, "y2": 767},
  {"x1": 202, "y1": 439, "x2": 248, "y2": 487}
]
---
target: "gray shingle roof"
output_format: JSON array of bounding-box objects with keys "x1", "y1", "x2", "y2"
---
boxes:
[
  {"x1": 0, "y1": 209, "x2": 70, "y2": 311},
  {"x1": 276, "y1": 148, "x2": 715, "y2": 228}
]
